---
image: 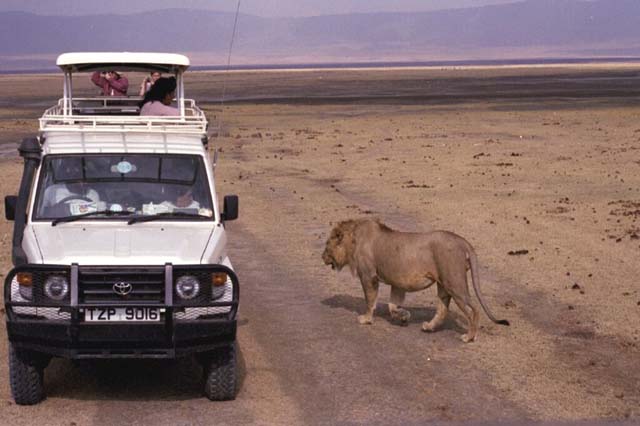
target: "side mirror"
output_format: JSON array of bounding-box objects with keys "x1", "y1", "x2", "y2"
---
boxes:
[
  {"x1": 5, "y1": 195, "x2": 17, "y2": 221},
  {"x1": 221, "y1": 195, "x2": 238, "y2": 221}
]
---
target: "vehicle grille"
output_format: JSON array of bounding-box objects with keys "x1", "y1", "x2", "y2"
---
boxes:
[{"x1": 78, "y1": 267, "x2": 165, "y2": 304}]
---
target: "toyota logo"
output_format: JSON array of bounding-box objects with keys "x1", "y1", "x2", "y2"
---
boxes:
[{"x1": 113, "y1": 281, "x2": 132, "y2": 296}]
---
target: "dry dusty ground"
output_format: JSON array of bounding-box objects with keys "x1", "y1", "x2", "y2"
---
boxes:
[{"x1": 0, "y1": 66, "x2": 638, "y2": 425}]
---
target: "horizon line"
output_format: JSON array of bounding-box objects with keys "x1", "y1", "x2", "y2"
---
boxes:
[{"x1": 2, "y1": 56, "x2": 640, "y2": 75}]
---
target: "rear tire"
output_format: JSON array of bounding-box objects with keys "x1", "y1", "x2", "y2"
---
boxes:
[
  {"x1": 9, "y1": 344, "x2": 46, "y2": 405},
  {"x1": 203, "y1": 343, "x2": 237, "y2": 401}
]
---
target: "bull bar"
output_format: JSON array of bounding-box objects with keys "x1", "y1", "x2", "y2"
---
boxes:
[{"x1": 4, "y1": 263, "x2": 239, "y2": 359}]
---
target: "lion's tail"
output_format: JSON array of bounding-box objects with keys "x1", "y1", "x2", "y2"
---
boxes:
[{"x1": 466, "y1": 244, "x2": 510, "y2": 326}]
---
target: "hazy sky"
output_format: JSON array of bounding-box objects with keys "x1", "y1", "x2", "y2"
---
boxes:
[{"x1": 2, "y1": 0, "x2": 522, "y2": 17}]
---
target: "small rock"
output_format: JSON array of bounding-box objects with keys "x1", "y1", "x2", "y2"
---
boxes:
[
  {"x1": 571, "y1": 283, "x2": 581, "y2": 291},
  {"x1": 614, "y1": 391, "x2": 624, "y2": 399}
]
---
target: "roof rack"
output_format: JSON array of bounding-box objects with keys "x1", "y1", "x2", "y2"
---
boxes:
[{"x1": 40, "y1": 98, "x2": 208, "y2": 135}]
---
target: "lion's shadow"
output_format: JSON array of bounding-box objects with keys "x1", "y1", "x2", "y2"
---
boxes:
[{"x1": 321, "y1": 294, "x2": 465, "y2": 332}]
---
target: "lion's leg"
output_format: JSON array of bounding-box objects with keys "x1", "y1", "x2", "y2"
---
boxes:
[
  {"x1": 422, "y1": 284, "x2": 451, "y2": 332},
  {"x1": 451, "y1": 295, "x2": 480, "y2": 343},
  {"x1": 358, "y1": 277, "x2": 379, "y2": 325},
  {"x1": 388, "y1": 286, "x2": 410, "y2": 323}
]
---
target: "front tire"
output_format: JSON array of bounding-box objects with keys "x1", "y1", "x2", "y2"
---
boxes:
[
  {"x1": 9, "y1": 344, "x2": 47, "y2": 405},
  {"x1": 203, "y1": 343, "x2": 237, "y2": 401}
]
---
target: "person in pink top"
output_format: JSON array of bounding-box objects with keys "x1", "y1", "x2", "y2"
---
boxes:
[
  {"x1": 139, "y1": 77, "x2": 179, "y2": 116},
  {"x1": 91, "y1": 71, "x2": 129, "y2": 96}
]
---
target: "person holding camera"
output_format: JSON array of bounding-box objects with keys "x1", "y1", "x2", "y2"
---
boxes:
[
  {"x1": 91, "y1": 70, "x2": 129, "y2": 96},
  {"x1": 139, "y1": 72, "x2": 162, "y2": 96}
]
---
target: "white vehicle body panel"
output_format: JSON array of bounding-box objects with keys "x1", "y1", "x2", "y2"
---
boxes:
[
  {"x1": 42, "y1": 132, "x2": 207, "y2": 155},
  {"x1": 26, "y1": 222, "x2": 228, "y2": 266}
]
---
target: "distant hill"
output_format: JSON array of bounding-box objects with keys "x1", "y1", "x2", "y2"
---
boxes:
[{"x1": 2, "y1": 0, "x2": 640, "y2": 71}]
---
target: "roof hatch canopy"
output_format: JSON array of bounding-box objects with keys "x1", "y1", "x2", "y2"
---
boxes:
[{"x1": 56, "y1": 52, "x2": 190, "y2": 74}]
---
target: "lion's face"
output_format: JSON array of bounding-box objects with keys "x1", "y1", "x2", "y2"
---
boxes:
[{"x1": 322, "y1": 222, "x2": 355, "y2": 271}]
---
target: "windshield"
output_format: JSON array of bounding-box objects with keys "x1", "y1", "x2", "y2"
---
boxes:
[{"x1": 34, "y1": 154, "x2": 214, "y2": 221}]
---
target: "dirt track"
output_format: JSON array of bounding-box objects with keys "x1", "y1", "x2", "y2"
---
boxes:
[{"x1": 0, "y1": 67, "x2": 639, "y2": 424}]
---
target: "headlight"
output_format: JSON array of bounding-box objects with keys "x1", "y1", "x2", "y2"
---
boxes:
[
  {"x1": 176, "y1": 275, "x2": 200, "y2": 300},
  {"x1": 44, "y1": 275, "x2": 69, "y2": 301},
  {"x1": 211, "y1": 272, "x2": 227, "y2": 300},
  {"x1": 17, "y1": 272, "x2": 33, "y2": 300}
]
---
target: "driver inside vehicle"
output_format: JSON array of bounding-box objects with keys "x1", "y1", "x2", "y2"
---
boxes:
[
  {"x1": 41, "y1": 181, "x2": 100, "y2": 209},
  {"x1": 40, "y1": 160, "x2": 101, "y2": 215}
]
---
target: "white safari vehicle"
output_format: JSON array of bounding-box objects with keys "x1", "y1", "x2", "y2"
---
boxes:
[{"x1": 4, "y1": 53, "x2": 240, "y2": 404}]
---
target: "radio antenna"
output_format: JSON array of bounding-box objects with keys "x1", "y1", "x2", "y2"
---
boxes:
[{"x1": 217, "y1": 0, "x2": 242, "y2": 134}]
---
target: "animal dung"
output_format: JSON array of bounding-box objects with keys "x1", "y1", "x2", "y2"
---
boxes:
[{"x1": 507, "y1": 249, "x2": 529, "y2": 256}]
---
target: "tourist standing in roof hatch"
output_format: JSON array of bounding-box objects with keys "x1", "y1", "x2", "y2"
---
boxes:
[
  {"x1": 139, "y1": 71, "x2": 162, "y2": 96},
  {"x1": 91, "y1": 71, "x2": 129, "y2": 96},
  {"x1": 139, "y1": 77, "x2": 179, "y2": 116}
]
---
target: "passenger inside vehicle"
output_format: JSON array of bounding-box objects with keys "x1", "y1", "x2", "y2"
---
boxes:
[
  {"x1": 139, "y1": 77, "x2": 179, "y2": 116},
  {"x1": 139, "y1": 71, "x2": 162, "y2": 96}
]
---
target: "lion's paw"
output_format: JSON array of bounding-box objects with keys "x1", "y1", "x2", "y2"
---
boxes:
[
  {"x1": 358, "y1": 315, "x2": 373, "y2": 325},
  {"x1": 421, "y1": 321, "x2": 435, "y2": 332},
  {"x1": 461, "y1": 334, "x2": 475, "y2": 343}
]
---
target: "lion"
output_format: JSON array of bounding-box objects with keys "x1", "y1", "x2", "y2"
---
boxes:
[{"x1": 322, "y1": 218, "x2": 509, "y2": 342}]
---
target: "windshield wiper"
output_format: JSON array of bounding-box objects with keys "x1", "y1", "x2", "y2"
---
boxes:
[
  {"x1": 127, "y1": 211, "x2": 211, "y2": 225},
  {"x1": 51, "y1": 210, "x2": 135, "y2": 226}
]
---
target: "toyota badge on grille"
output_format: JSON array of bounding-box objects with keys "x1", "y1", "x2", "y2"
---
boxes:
[{"x1": 113, "y1": 281, "x2": 133, "y2": 296}]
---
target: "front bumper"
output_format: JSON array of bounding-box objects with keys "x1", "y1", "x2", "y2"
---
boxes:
[{"x1": 4, "y1": 264, "x2": 239, "y2": 359}]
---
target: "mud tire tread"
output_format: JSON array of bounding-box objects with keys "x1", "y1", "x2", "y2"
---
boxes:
[
  {"x1": 203, "y1": 343, "x2": 237, "y2": 401},
  {"x1": 9, "y1": 344, "x2": 45, "y2": 405}
]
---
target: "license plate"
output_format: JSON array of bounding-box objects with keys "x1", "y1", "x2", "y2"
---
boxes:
[{"x1": 84, "y1": 307, "x2": 161, "y2": 322}]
